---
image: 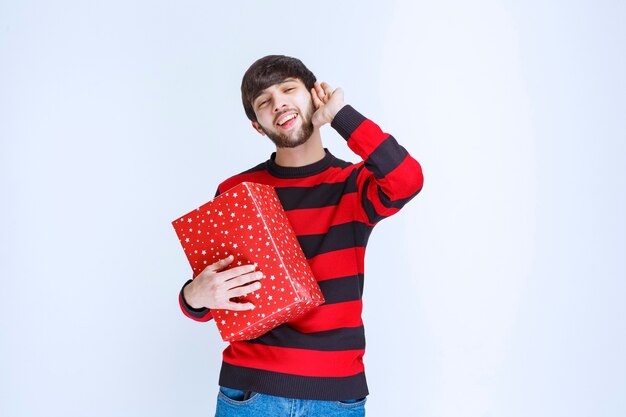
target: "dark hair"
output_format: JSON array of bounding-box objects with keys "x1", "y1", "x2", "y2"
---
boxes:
[{"x1": 241, "y1": 55, "x2": 317, "y2": 122}]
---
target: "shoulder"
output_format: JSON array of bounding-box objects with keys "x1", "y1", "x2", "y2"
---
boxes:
[{"x1": 217, "y1": 161, "x2": 268, "y2": 195}]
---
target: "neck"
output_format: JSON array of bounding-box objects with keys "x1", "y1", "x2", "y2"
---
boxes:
[{"x1": 274, "y1": 129, "x2": 325, "y2": 167}]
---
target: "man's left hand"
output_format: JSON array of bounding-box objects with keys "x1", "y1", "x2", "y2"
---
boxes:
[{"x1": 311, "y1": 81, "x2": 345, "y2": 128}]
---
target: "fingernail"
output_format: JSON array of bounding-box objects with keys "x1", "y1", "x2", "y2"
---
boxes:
[{"x1": 256, "y1": 272, "x2": 263, "y2": 279}]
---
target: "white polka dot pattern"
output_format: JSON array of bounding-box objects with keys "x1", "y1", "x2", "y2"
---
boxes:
[{"x1": 172, "y1": 182, "x2": 325, "y2": 341}]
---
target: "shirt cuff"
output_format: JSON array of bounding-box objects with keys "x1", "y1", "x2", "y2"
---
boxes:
[{"x1": 330, "y1": 105, "x2": 367, "y2": 141}]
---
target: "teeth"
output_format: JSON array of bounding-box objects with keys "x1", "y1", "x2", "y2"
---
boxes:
[{"x1": 278, "y1": 113, "x2": 297, "y2": 126}]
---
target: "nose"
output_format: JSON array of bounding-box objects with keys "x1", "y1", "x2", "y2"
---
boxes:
[{"x1": 272, "y1": 92, "x2": 288, "y2": 113}]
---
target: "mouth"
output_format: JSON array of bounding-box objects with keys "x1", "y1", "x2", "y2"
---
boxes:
[{"x1": 276, "y1": 111, "x2": 299, "y2": 129}]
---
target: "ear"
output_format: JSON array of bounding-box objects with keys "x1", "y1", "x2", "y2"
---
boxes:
[{"x1": 251, "y1": 121, "x2": 266, "y2": 136}]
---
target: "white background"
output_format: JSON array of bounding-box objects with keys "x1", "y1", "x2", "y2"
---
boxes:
[{"x1": 1, "y1": 1, "x2": 624, "y2": 416}]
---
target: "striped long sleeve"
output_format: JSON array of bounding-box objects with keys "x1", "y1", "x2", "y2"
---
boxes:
[{"x1": 331, "y1": 105, "x2": 423, "y2": 225}]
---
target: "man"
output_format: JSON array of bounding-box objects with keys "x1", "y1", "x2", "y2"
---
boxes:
[{"x1": 179, "y1": 55, "x2": 423, "y2": 416}]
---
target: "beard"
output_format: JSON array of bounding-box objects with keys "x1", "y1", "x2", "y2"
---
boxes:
[{"x1": 261, "y1": 101, "x2": 315, "y2": 149}]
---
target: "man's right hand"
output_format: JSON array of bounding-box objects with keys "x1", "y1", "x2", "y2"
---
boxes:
[{"x1": 183, "y1": 255, "x2": 263, "y2": 311}]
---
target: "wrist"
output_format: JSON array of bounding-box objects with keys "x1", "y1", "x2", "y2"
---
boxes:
[
  {"x1": 183, "y1": 280, "x2": 204, "y2": 310},
  {"x1": 326, "y1": 103, "x2": 346, "y2": 124}
]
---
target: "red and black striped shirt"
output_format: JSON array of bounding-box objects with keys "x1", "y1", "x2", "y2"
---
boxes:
[{"x1": 179, "y1": 105, "x2": 424, "y2": 400}]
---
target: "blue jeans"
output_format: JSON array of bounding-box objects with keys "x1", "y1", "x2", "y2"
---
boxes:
[{"x1": 215, "y1": 386, "x2": 367, "y2": 417}]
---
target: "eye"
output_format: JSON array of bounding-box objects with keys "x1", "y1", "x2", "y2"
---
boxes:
[{"x1": 257, "y1": 99, "x2": 268, "y2": 108}]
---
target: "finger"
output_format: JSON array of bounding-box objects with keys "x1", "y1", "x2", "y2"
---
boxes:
[
  {"x1": 225, "y1": 300, "x2": 256, "y2": 311},
  {"x1": 217, "y1": 263, "x2": 257, "y2": 281},
  {"x1": 228, "y1": 280, "x2": 262, "y2": 298},
  {"x1": 226, "y1": 270, "x2": 264, "y2": 289},
  {"x1": 204, "y1": 255, "x2": 234, "y2": 273},
  {"x1": 311, "y1": 87, "x2": 322, "y2": 109},
  {"x1": 314, "y1": 81, "x2": 325, "y2": 98},
  {"x1": 321, "y1": 82, "x2": 334, "y2": 96},
  {"x1": 333, "y1": 87, "x2": 344, "y2": 101}
]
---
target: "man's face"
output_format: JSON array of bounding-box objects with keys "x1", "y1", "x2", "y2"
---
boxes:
[{"x1": 251, "y1": 78, "x2": 315, "y2": 148}]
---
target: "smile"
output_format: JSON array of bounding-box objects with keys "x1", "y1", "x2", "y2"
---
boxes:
[{"x1": 276, "y1": 112, "x2": 298, "y2": 128}]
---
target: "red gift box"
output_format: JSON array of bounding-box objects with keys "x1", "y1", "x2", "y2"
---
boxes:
[{"x1": 172, "y1": 182, "x2": 325, "y2": 341}]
